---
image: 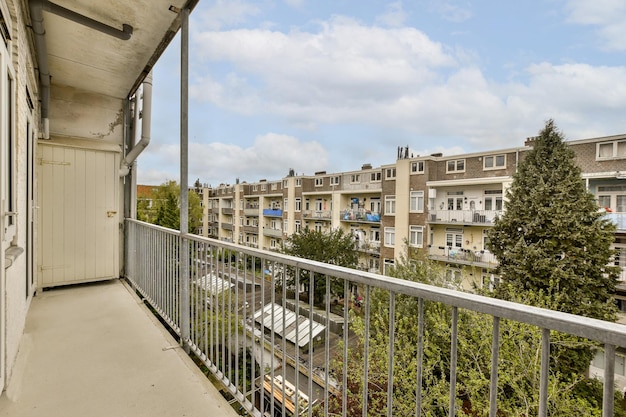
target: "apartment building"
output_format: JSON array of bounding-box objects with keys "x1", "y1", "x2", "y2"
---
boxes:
[{"x1": 203, "y1": 134, "x2": 626, "y2": 295}]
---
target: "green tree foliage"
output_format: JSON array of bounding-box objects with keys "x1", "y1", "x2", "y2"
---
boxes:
[
  {"x1": 280, "y1": 227, "x2": 358, "y2": 305},
  {"x1": 487, "y1": 120, "x2": 619, "y2": 321},
  {"x1": 487, "y1": 120, "x2": 619, "y2": 377},
  {"x1": 323, "y1": 250, "x2": 613, "y2": 416},
  {"x1": 138, "y1": 180, "x2": 203, "y2": 232}
]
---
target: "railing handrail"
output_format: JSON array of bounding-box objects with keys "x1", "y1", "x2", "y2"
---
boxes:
[{"x1": 126, "y1": 218, "x2": 626, "y2": 347}]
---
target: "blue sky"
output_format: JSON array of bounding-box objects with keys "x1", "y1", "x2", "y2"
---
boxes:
[{"x1": 138, "y1": 0, "x2": 626, "y2": 186}]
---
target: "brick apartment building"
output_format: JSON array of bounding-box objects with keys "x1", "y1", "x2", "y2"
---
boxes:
[{"x1": 200, "y1": 134, "x2": 626, "y2": 304}]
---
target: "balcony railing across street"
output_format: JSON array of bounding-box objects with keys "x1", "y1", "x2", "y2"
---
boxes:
[
  {"x1": 125, "y1": 219, "x2": 626, "y2": 417},
  {"x1": 429, "y1": 209, "x2": 502, "y2": 224}
]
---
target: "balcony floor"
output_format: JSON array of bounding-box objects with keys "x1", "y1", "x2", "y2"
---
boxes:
[{"x1": 0, "y1": 279, "x2": 238, "y2": 417}]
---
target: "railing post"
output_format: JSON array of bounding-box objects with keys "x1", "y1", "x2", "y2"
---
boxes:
[
  {"x1": 179, "y1": 5, "x2": 190, "y2": 353},
  {"x1": 603, "y1": 344, "x2": 615, "y2": 417}
]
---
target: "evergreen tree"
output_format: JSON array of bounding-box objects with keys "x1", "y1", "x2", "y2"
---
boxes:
[{"x1": 487, "y1": 120, "x2": 618, "y2": 321}]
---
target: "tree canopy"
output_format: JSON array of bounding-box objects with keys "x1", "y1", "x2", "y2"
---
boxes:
[
  {"x1": 322, "y1": 248, "x2": 622, "y2": 417},
  {"x1": 137, "y1": 180, "x2": 203, "y2": 233},
  {"x1": 280, "y1": 227, "x2": 358, "y2": 304},
  {"x1": 487, "y1": 120, "x2": 618, "y2": 321}
]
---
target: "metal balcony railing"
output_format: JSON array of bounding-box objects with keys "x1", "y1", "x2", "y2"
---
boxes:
[
  {"x1": 340, "y1": 209, "x2": 381, "y2": 223},
  {"x1": 428, "y1": 245, "x2": 499, "y2": 269},
  {"x1": 605, "y1": 212, "x2": 626, "y2": 231},
  {"x1": 428, "y1": 210, "x2": 502, "y2": 225},
  {"x1": 125, "y1": 219, "x2": 626, "y2": 417},
  {"x1": 302, "y1": 210, "x2": 332, "y2": 220}
]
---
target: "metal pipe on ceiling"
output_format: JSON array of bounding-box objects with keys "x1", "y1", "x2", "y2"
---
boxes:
[
  {"x1": 28, "y1": 0, "x2": 134, "y2": 139},
  {"x1": 120, "y1": 71, "x2": 152, "y2": 177}
]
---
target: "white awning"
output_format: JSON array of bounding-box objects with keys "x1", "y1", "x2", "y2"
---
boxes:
[{"x1": 254, "y1": 303, "x2": 326, "y2": 348}]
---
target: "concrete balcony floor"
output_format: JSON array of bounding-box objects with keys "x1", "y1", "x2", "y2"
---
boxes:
[{"x1": 0, "y1": 279, "x2": 239, "y2": 417}]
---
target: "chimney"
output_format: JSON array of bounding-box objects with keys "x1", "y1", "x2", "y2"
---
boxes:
[
  {"x1": 362, "y1": 163, "x2": 372, "y2": 170},
  {"x1": 525, "y1": 136, "x2": 538, "y2": 147}
]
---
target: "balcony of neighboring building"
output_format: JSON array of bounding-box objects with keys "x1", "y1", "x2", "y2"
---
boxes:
[
  {"x1": 356, "y1": 239, "x2": 381, "y2": 255},
  {"x1": 244, "y1": 203, "x2": 260, "y2": 216},
  {"x1": 262, "y1": 209, "x2": 283, "y2": 217},
  {"x1": 243, "y1": 225, "x2": 258, "y2": 234},
  {"x1": 606, "y1": 212, "x2": 626, "y2": 232},
  {"x1": 303, "y1": 210, "x2": 332, "y2": 221},
  {"x1": 221, "y1": 222, "x2": 233, "y2": 231},
  {"x1": 221, "y1": 207, "x2": 234, "y2": 215},
  {"x1": 340, "y1": 209, "x2": 381, "y2": 223},
  {"x1": 263, "y1": 227, "x2": 283, "y2": 238},
  {"x1": 427, "y1": 209, "x2": 503, "y2": 226},
  {"x1": 428, "y1": 245, "x2": 499, "y2": 269}
]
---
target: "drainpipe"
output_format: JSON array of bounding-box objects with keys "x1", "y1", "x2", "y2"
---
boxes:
[
  {"x1": 120, "y1": 71, "x2": 152, "y2": 177},
  {"x1": 29, "y1": 0, "x2": 50, "y2": 139},
  {"x1": 28, "y1": 0, "x2": 134, "y2": 140}
]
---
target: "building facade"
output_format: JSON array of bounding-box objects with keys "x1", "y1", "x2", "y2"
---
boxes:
[{"x1": 203, "y1": 135, "x2": 626, "y2": 296}]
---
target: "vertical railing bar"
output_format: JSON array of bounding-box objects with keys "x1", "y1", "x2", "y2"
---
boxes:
[
  {"x1": 242, "y1": 253, "x2": 248, "y2": 402},
  {"x1": 489, "y1": 316, "x2": 500, "y2": 417},
  {"x1": 221, "y1": 252, "x2": 226, "y2": 384},
  {"x1": 387, "y1": 291, "x2": 396, "y2": 417},
  {"x1": 538, "y1": 328, "x2": 550, "y2": 417},
  {"x1": 415, "y1": 297, "x2": 424, "y2": 417},
  {"x1": 228, "y1": 249, "x2": 234, "y2": 388},
  {"x1": 259, "y1": 256, "x2": 265, "y2": 415},
  {"x1": 308, "y1": 270, "x2": 314, "y2": 417},
  {"x1": 281, "y1": 262, "x2": 287, "y2": 417},
  {"x1": 342, "y1": 279, "x2": 349, "y2": 417},
  {"x1": 294, "y1": 265, "x2": 301, "y2": 417},
  {"x1": 603, "y1": 344, "x2": 616, "y2": 417},
  {"x1": 324, "y1": 275, "x2": 331, "y2": 417},
  {"x1": 363, "y1": 285, "x2": 371, "y2": 417},
  {"x1": 234, "y1": 250, "x2": 240, "y2": 395},
  {"x1": 248, "y1": 255, "x2": 254, "y2": 412},
  {"x1": 270, "y1": 261, "x2": 276, "y2": 417},
  {"x1": 449, "y1": 306, "x2": 458, "y2": 417}
]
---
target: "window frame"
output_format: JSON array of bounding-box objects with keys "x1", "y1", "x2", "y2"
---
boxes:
[
  {"x1": 384, "y1": 227, "x2": 395, "y2": 247},
  {"x1": 384, "y1": 195, "x2": 396, "y2": 215},
  {"x1": 409, "y1": 225, "x2": 424, "y2": 248},
  {"x1": 446, "y1": 159, "x2": 465, "y2": 173},
  {"x1": 409, "y1": 190, "x2": 424, "y2": 212},
  {"x1": 330, "y1": 176, "x2": 340, "y2": 185},
  {"x1": 385, "y1": 168, "x2": 396, "y2": 179},
  {"x1": 483, "y1": 154, "x2": 506, "y2": 170},
  {"x1": 315, "y1": 177, "x2": 324, "y2": 187},
  {"x1": 1, "y1": 32, "x2": 16, "y2": 243},
  {"x1": 411, "y1": 161, "x2": 425, "y2": 174},
  {"x1": 597, "y1": 140, "x2": 626, "y2": 160}
]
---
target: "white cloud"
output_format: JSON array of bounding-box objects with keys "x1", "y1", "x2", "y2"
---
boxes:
[
  {"x1": 565, "y1": 0, "x2": 626, "y2": 51},
  {"x1": 140, "y1": 134, "x2": 328, "y2": 186},
  {"x1": 192, "y1": 17, "x2": 456, "y2": 122},
  {"x1": 430, "y1": 1, "x2": 473, "y2": 23},
  {"x1": 187, "y1": 14, "x2": 626, "y2": 156},
  {"x1": 376, "y1": 1, "x2": 408, "y2": 28},
  {"x1": 283, "y1": 0, "x2": 305, "y2": 8},
  {"x1": 196, "y1": 0, "x2": 261, "y2": 30}
]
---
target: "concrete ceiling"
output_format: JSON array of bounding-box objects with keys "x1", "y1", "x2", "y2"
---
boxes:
[{"x1": 38, "y1": 0, "x2": 195, "y2": 99}]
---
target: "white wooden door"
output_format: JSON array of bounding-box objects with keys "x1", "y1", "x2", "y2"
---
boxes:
[{"x1": 37, "y1": 143, "x2": 119, "y2": 288}]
